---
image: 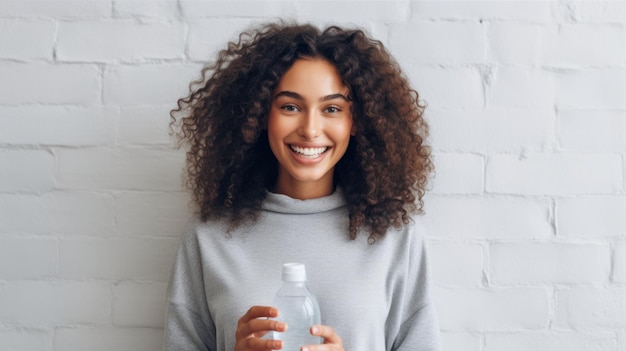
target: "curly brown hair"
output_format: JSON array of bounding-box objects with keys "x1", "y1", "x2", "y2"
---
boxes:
[{"x1": 171, "y1": 22, "x2": 433, "y2": 242}]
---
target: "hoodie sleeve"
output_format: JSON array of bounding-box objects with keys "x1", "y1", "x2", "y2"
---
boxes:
[
  {"x1": 163, "y1": 222, "x2": 217, "y2": 351},
  {"x1": 390, "y1": 224, "x2": 441, "y2": 351}
]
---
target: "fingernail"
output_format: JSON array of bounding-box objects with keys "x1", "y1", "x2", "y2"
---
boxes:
[
  {"x1": 302, "y1": 348, "x2": 309, "y2": 351},
  {"x1": 311, "y1": 326, "x2": 319, "y2": 335}
]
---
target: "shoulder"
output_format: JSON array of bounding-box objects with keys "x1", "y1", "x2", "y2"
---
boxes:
[
  {"x1": 176, "y1": 215, "x2": 233, "y2": 252},
  {"x1": 370, "y1": 215, "x2": 430, "y2": 274},
  {"x1": 179, "y1": 214, "x2": 233, "y2": 237},
  {"x1": 380, "y1": 215, "x2": 426, "y2": 250}
]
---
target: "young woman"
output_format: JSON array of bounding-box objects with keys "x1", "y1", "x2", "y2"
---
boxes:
[{"x1": 164, "y1": 22, "x2": 439, "y2": 351}]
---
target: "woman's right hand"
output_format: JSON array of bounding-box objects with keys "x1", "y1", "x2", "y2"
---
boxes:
[{"x1": 235, "y1": 306, "x2": 287, "y2": 351}]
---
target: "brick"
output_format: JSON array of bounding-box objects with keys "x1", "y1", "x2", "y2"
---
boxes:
[
  {"x1": 0, "y1": 281, "x2": 110, "y2": 326},
  {"x1": 103, "y1": 64, "x2": 202, "y2": 106},
  {"x1": 484, "y1": 332, "x2": 618, "y2": 351},
  {"x1": 487, "y1": 22, "x2": 552, "y2": 65},
  {"x1": 389, "y1": 21, "x2": 484, "y2": 65},
  {"x1": 557, "y1": 69, "x2": 626, "y2": 109},
  {"x1": 55, "y1": 327, "x2": 163, "y2": 351},
  {"x1": 0, "y1": 238, "x2": 57, "y2": 280},
  {"x1": 623, "y1": 162, "x2": 626, "y2": 196},
  {"x1": 0, "y1": 106, "x2": 117, "y2": 146},
  {"x1": 434, "y1": 287, "x2": 550, "y2": 331},
  {"x1": 557, "y1": 196, "x2": 626, "y2": 238},
  {"x1": 57, "y1": 21, "x2": 184, "y2": 62},
  {"x1": 55, "y1": 147, "x2": 185, "y2": 191},
  {"x1": 0, "y1": 1, "x2": 112, "y2": 17},
  {"x1": 441, "y1": 332, "x2": 481, "y2": 351},
  {"x1": 555, "y1": 287, "x2": 626, "y2": 329},
  {"x1": 418, "y1": 195, "x2": 552, "y2": 240},
  {"x1": 560, "y1": 109, "x2": 626, "y2": 152},
  {"x1": 487, "y1": 153, "x2": 622, "y2": 195},
  {"x1": 562, "y1": 1, "x2": 626, "y2": 23},
  {"x1": 428, "y1": 108, "x2": 556, "y2": 153},
  {"x1": 0, "y1": 329, "x2": 51, "y2": 351},
  {"x1": 427, "y1": 241, "x2": 483, "y2": 287},
  {"x1": 0, "y1": 19, "x2": 55, "y2": 60},
  {"x1": 296, "y1": 1, "x2": 410, "y2": 23},
  {"x1": 0, "y1": 194, "x2": 48, "y2": 234},
  {"x1": 0, "y1": 192, "x2": 115, "y2": 236},
  {"x1": 115, "y1": 191, "x2": 190, "y2": 237},
  {"x1": 614, "y1": 241, "x2": 626, "y2": 283},
  {"x1": 0, "y1": 150, "x2": 54, "y2": 192},
  {"x1": 411, "y1": 1, "x2": 553, "y2": 21},
  {"x1": 0, "y1": 63, "x2": 100, "y2": 105},
  {"x1": 59, "y1": 237, "x2": 178, "y2": 281},
  {"x1": 406, "y1": 66, "x2": 484, "y2": 109},
  {"x1": 187, "y1": 19, "x2": 264, "y2": 61},
  {"x1": 113, "y1": 1, "x2": 179, "y2": 19},
  {"x1": 429, "y1": 153, "x2": 483, "y2": 195},
  {"x1": 118, "y1": 105, "x2": 173, "y2": 145},
  {"x1": 45, "y1": 191, "x2": 116, "y2": 236},
  {"x1": 490, "y1": 243, "x2": 610, "y2": 285},
  {"x1": 113, "y1": 281, "x2": 168, "y2": 327},
  {"x1": 543, "y1": 24, "x2": 625, "y2": 67},
  {"x1": 181, "y1": 0, "x2": 296, "y2": 18},
  {"x1": 489, "y1": 67, "x2": 556, "y2": 108}
]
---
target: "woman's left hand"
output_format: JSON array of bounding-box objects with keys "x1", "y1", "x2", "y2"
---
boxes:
[{"x1": 302, "y1": 325, "x2": 344, "y2": 351}]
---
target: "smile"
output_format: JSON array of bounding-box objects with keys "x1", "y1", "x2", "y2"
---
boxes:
[{"x1": 289, "y1": 145, "x2": 328, "y2": 158}]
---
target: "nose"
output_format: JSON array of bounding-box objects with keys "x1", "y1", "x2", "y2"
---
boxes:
[{"x1": 298, "y1": 110, "x2": 321, "y2": 140}]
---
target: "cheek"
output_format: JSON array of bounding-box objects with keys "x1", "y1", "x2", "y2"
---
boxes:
[
  {"x1": 329, "y1": 120, "x2": 354, "y2": 142},
  {"x1": 266, "y1": 112, "x2": 287, "y2": 154},
  {"x1": 267, "y1": 117, "x2": 282, "y2": 139}
]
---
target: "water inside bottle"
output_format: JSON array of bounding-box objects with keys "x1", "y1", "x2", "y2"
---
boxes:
[{"x1": 274, "y1": 296, "x2": 321, "y2": 350}]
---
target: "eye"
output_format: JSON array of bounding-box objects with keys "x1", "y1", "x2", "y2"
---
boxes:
[
  {"x1": 324, "y1": 106, "x2": 341, "y2": 113},
  {"x1": 281, "y1": 104, "x2": 299, "y2": 112}
]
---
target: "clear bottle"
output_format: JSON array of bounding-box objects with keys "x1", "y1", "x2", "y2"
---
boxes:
[{"x1": 273, "y1": 263, "x2": 322, "y2": 351}]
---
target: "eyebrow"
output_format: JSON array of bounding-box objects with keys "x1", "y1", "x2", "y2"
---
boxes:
[{"x1": 273, "y1": 91, "x2": 351, "y2": 102}]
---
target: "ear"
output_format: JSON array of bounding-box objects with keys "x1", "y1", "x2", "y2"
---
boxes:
[{"x1": 350, "y1": 123, "x2": 357, "y2": 136}]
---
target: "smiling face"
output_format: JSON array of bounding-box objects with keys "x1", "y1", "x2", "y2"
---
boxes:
[{"x1": 267, "y1": 57, "x2": 355, "y2": 200}]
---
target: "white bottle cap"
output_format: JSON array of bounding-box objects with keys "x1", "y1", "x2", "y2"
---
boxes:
[{"x1": 282, "y1": 263, "x2": 307, "y2": 282}]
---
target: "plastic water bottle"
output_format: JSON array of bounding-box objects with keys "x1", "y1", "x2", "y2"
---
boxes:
[{"x1": 273, "y1": 263, "x2": 321, "y2": 351}]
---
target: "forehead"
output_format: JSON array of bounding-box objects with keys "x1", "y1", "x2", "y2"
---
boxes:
[{"x1": 274, "y1": 58, "x2": 348, "y2": 95}]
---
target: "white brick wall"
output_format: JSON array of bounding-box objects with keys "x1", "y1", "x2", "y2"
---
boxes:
[
  {"x1": 0, "y1": 19, "x2": 55, "y2": 60},
  {"x1": 0, "y1": 1, "x2": 624, "y2": 350},
  {"x1": 615, "y1": 241, "x2": 626, "y2": 283},
  {"x1": 434, "y1": 287, "x2": 551, "y2": 331},
  {"x1": 56, "y1": 21, "x2": 185, "y2": 62},
  {"x1": 555, "y1": 287, "x2": 626, "y2": 329},
  {"x1": 484, "y1": 332, "x2": 619, "y2": 351},
  {"x1": 0, "y1": 63, "x2": 101, "y2": 105}
]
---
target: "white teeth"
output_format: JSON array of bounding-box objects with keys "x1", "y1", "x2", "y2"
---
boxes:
[{"x1": 290, "y1": 145, "x2": 328, "y2": 158}]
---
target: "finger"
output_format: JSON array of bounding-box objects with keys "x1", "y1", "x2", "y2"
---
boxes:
[
  {"x1": 236, "y1": 308, "x2": 285, "y2": 339},
  {"x1": 237, "y1": 306, "x2": 278, "y2": 334},
  {"x1": 235, "y1": 337, "x2": 283, "y2": 351},
  {"x1": 245, "y1": 318, "x2": 287, "y2": 335},
  {"x1": 236, "y1": 320, "x2": 286, "y2": 340},
  {"x1": 311, "y1": 325, "x2": 343, "y2": 345},
  {"x1": 239, "y1": 306, "x2": 279, "y2": 324},
  {"x1": 301, "y1": 345, "x2": 343, "y2": 351}
]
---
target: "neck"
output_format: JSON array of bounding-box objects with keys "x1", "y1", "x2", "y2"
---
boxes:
[{"x1": 273, "y1": 176, "x2": 334, "y2": 200}]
